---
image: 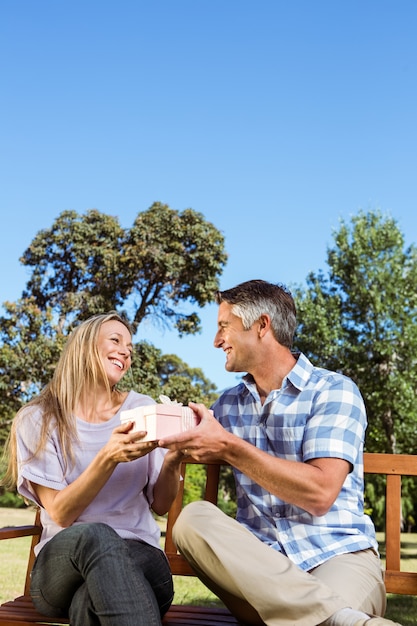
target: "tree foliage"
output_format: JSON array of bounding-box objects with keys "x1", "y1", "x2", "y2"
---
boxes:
[
  {"x1": 0, "y1": 300, "x2": 65, "y2": 435},
  {"x1": 0, "y1": 203, "x2": 226, "y2": 445},
  {"x1": 119, "y1": 341, "x2": 219, "y2": 407},
  {"x1": 20, "y1": 203, "x2": 227, "y2": 334},
  {"x1": 122, "y1": 203, "x2": 227, "y2": 334},
  {"x1": 294, "y1": 210, "x2": 417, "y2": 455},
  {"x1": 293, "y1": 210, "x2": 417, "y2": 528}
]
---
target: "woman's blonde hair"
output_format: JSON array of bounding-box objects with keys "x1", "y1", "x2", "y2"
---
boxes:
[{"x1": 2, "y1": 311, "x2": 132, "y2": 490}]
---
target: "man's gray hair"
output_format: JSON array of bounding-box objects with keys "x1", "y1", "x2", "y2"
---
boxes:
[{"x1": 216, "y1": 279, "x2": 296, "y2": 348}]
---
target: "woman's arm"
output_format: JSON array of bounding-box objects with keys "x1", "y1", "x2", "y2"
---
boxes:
[
  {"x1": 151, "y1": 449, "x2": 184, "y2": 516},
  {"x1": 31, "y1": 422, "x2": 158, "y2": 527}
]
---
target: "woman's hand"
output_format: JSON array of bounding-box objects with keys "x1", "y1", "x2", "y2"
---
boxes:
[
  {"x1": 31, "y1": 422, "x2": 159, "y2": 527},
  {"x1": 104, "y1": 421, "x2": 159, "y2": 463}
]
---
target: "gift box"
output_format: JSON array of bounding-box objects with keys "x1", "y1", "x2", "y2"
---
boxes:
[{"x1": 120, "y1": 403, "x2": 199, "y2": 442}]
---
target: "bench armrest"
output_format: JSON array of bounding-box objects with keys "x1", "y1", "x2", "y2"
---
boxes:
[{"x1": 0, "y1": 524, "x2": 41, "y2": 540}]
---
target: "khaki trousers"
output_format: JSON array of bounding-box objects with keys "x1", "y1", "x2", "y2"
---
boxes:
[{"x1": 172, "y1": 501, "x2": 386, "y2": 626}]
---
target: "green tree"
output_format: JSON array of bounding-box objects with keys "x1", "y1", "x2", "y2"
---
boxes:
[
  {"x1": 21, "y1": 209, "x2": 125, "y2": 324},
  {"x1": 20, "y1": 203, "x2": 227, "y2": 334},
  {"x1": 0, "y1": 203, "x2": 226, "y2": 443},
  {"x1": 294, "y1": 209, "x2": 417, "y2": 455},
  {"x1": 0, "y1": 299, "x2": 65, "y2": 436},
  {"x1": 293, "y1": 210, "x2": 417, "y2": 529},
  {"x1": 119, "y1": 342, "x2": 219, "y2": 407},
  {"x1": 122, "y1": 203, "x2": 227, "y2": 335}
]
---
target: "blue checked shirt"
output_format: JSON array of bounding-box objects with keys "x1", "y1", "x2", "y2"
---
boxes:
[{"x1": 212, "y1": 352, "x2": 378, "y2": 571}]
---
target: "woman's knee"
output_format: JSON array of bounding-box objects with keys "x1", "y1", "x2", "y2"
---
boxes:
[{"x1": 64, "y1": 522, "x2": 123, "y2": 557}]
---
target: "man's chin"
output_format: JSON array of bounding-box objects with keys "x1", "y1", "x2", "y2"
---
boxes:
[{"x1": 225, "y1": 361, "x2": 242, "y2": 373}]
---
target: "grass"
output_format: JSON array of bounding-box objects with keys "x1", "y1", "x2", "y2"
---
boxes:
[
  {"x1": 0, "y1": 507, "x2": 38, "y2": 606},
  {"x1": 375, "y1": 531, "x2": 417, "y2": 625},
  {"x1": 1, "y1": 508, "x2": 417, "y2": 624}
]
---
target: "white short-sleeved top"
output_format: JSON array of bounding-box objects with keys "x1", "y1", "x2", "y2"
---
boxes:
[{"x1": 16, "y1": 391, "x2": 167, "y2": 555}]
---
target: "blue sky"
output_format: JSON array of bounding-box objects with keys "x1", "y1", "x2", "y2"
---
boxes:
[{"x1": 1, "y1": 1, "x2": 417, "y2": 392}]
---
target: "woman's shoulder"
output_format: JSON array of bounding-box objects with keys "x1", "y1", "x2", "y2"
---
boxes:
[
  {"x1": 14, "y1": 403, "x2": 44, "y2": 428},
  {"x1": 13, "y1": 403, "x2": 49, "y2": 449},
  {"x1": 121, "y1": 390, "x2": 156, "y2": 411}
]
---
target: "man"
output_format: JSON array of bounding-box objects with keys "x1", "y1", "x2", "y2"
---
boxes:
[{"x1": 159, "y1": 279, "x2": 399, "y2": 626}]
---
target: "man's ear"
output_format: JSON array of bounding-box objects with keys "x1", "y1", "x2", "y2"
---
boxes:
[{"x1": 258, "y1": 314, "x2": 271, "y2": 337}]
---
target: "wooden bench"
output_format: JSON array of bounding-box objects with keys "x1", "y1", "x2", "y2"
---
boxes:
[
  {"x1": 1, "y1": 453, "x2": 416, "y2": 625},
  {"x1": 363, "y1": 453, "x2": 417, "y2": 596}
]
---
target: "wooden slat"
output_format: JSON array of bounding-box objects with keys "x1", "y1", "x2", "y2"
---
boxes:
[
  {"x1": 385, "y1": 474, "x2": 402, "y2": 572},
  {"x1": 166, "y1": 553, "x2": 196, "y2": 576},
  {"x1": 0, "y1": 597, "x2": 238, "y2": 626},
  {"x1": 204, "y1": 463, "x2": 221, "y2": 504},
  {"x1": 364, "y1": 452, "x2": 417, "y2": 595},
  {"x1": 0, "y1": 595, "x2": 69, "y2": 624},
  {"x1": 0, "y1": 527, "x2": 40, "y2": 540},
  {"x1": 164, "y1": 460, "x2": 223, "y2": 577},
  {"x1": 383, "y1": 571, "x2": 417, "y2": 596},
  {"x1": 162, "y1": 605, "x2": 239, "y2": 625},
  {"x1": 165, "y1": 463, "x2": 187, "y2": 555},
  {"x1": 364, "y1": 452, "x2": 417, "y2": 476}
]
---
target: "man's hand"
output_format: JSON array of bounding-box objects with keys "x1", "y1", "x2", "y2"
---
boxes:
[{"x1": 158, "y1": 402, "x2": 229, "y2": 462}]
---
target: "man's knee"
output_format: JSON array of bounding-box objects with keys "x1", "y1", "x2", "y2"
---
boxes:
[{"x1": 173, "y1": 500, "x2": 220, "y2": 546}]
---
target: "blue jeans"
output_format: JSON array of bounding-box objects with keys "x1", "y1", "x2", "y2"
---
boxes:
[{"x1": 30, "y1": 523, "x2": 174, "y2": 626}]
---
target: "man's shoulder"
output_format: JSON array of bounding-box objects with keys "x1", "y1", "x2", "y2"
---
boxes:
[{"x1": 294, "y1": 353, "x2": 357, "y2": 389}]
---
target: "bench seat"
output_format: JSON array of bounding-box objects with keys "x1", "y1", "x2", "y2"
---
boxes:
[{"x1": 0, "y1": 597, "x2": 238, "y2": 625}]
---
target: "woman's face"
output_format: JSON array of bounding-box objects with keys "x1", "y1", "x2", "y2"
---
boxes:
[{"x1": 97, "y1": 320, "x2": 133, "y2": 387}]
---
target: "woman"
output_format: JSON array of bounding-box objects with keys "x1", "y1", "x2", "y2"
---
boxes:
[{"x1": 3, "y1": 312, "x2": 185, "y2": 626}]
